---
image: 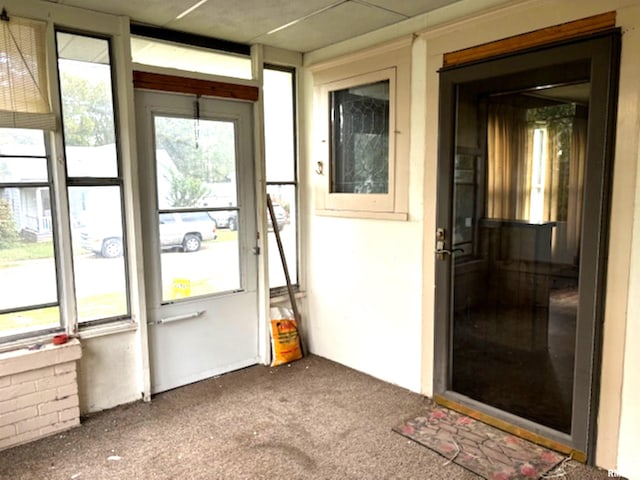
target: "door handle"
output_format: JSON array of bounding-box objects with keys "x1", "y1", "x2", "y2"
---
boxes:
[
  {"x1": 435, "y1": 241, "x2": 464, "y2": 260},
  {"x1": 434, "y1": 247, "x2": 464, "y2": 255},
  {"x1": 148, "y1": 310, "x2": 205, "y2": 326}
]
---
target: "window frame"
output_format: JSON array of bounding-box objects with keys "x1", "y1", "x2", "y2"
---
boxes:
[
  {"x1": 0, "y1": 130, "x2": 64, "y2": 341},
  {"x1": 264, "y1": 64, "x2": 300, "y2": 296},
  {"x1": 0, "y1": 0, "x2": 140, "y2": 347},
  {"x1": 55, "y1": 28, "x2": 132, "y2": 327},
  {"x1": 311, "y1": 37, "x2": 411, "y2": 220}
]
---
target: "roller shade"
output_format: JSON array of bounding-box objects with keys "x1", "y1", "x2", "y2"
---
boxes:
[{"x1": 0, "y1": 15, "x2": 56, "y2": 130}]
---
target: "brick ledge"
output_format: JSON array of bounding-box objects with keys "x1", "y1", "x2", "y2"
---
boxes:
[{"x1": 0, "y1": 339, "x2": 82, "y2": 378}]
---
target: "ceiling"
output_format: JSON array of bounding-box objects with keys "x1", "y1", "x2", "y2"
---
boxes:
[{"x1": 44, "y1": 0, "x2": 464, "y2": 52}]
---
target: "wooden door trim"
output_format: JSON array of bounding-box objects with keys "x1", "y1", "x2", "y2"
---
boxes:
[
  {"x1": 443, "y1": 11, "x2": 616, "y2": 68},
  {"x1": 133, "y1": 71, "x2": 259, "y2": 102}
]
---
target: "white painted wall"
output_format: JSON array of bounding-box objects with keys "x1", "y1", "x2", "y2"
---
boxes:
[
  {"x1": 302, "y1": 35, "x2": 427, "y2": 392},
  {"x1": 76, "y1": 332, "x2": 141, "y2": 413}
]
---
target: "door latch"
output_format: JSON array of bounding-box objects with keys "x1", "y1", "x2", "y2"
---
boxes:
[{"x1": 434, "y1": 228, "x2": 463, "y2": 260}]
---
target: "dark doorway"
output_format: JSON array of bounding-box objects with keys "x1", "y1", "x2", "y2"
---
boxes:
[{"x1": 434, "y1": 32, "x2": 619, "y2": 459}]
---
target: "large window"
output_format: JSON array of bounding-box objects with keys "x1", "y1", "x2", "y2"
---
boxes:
[
  {"x1": 264, "y1": 66, "x2": 298, "y2": 293},
  {"x1": 0, "y1": 129, "x2": 61, "y2": 338},
  {"x1": 57, "y1": 31, "x2": 129, "y2": 324},
  {"x1": 0, "y1": 22, "x2": 130, "y2": 343},
  {"x1": 0, "y1": 15, "x2": 60, "y2": 341}
]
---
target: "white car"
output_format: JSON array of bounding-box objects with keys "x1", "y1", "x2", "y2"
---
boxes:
[{"x1": 81, "y1": 211, "x2": 217, "y2": 258}]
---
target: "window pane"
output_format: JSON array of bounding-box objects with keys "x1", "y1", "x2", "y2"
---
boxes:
[
  {"x1": 264, "y1": 69, "x2": 295, "y2": 182},
  {"x1": 159, "y1": 210, "x2": 240, "y2": 301},
  {"x1": 57, "y1": 32, "x2": 118, "y2": 178},
  {"x1": 0, "y1": 157, "x2": 48, "y2": 183},
  {"x1": 267, "y1": 184, "x2": 297, "y2": 289},
  {"x1": 0, "y1": 128, "x2": 46, "y2": 156},
  {"x1": 131, "y1": 36, "x2": 252, "y2": 80},
  {"x1": 70, "y1": 186, "x2": 128, "y2": 322},
  {"x1": 0, "y1": 187, "x2": 58, "y2": 310},
  {"x1": 0, "y1": 307, "x2": 60, "y2": 339},
  {"x1": 331, "y1": 80, "x2": 389, "y2": 194},
  {"x1": 154, "y1": 116, "x2": 238, "y2": 210}
]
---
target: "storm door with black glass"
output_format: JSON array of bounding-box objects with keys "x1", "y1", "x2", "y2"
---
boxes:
[{"x1": 434, "y1": 33, "x2": 619, "y2": 459}]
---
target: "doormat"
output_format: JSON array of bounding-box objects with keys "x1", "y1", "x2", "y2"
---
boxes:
[{"x1": 393, "y1": 405, "x2": 566, "y2": 479}]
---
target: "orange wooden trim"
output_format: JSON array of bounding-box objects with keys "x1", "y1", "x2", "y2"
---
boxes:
[
  {"x1": 434, "y1": 394, "x2": 587, "y2": 463},
  {"x1": 132, "y1": 71, "x2": 259, "y2": 102},
  {"x1": 443, "y1": 11, "x2": 616, "y2": 67}
]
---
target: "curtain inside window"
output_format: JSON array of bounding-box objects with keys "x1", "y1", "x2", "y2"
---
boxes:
[
  {"x1": 486, "y1": 103, "x2": 529, "y2": 220},
  {"x1": 0, "y1": 15, "x2": 55, "y2": 130},
  {"x1": 566, "y1": 117, "x2": 586, "y2": 261},
  {"x1": 487, "y1": 101, "x2": 586, "y2": 265}
]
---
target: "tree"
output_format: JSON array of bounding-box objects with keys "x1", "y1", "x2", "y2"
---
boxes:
[
  {"x1": 166, "y1": 170, "x2": 210, "y2": 208},
  {"x1": 154, "y1": 116, "x2": 235, "y2": 184},
  {"x1": 0, "y1": 198, "x2": 19, "y2": 249},
  {"x1": 59, "y1": 70, "x2": 115, "y2": 146}
]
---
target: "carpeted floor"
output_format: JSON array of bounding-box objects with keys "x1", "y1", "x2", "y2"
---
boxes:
[{"x1": 0, "y1": 355, "x2": 617, "y2": 479}]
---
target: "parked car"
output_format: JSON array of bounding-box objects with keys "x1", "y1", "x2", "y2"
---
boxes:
[
  {"x1": 81, "y1": 211, "x2": 218, "y2": 258},
  {"x1": 268, "y1": 203, "x2": 287, "y2": 232},
  {"x1": 210, "y1": 210, "x2": 238, "y2": 230},
  {"x1": 211, "y1": 203, "x2": 286, "y2": 232}
]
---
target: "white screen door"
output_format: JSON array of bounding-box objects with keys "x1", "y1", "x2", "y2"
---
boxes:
[{"x1": 136, "y1": 89, "x2": 258, "y2": 394}]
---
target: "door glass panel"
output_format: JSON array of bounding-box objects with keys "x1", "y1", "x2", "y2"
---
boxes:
[
  {"x1": 153, "y1": 115, "x2": 241, "y2": 302},
  {"x1": 451, "y1": 83, "x2": 588, "y2": 433}
]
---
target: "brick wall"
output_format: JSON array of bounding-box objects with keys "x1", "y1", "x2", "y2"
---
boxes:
[{"x1": 0, "y1": 339, "x2": 82, "y2": 451}]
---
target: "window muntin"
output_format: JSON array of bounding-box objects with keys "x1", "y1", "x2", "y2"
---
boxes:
[
  {"x1": 264, "y1": 66, "x2": 298, "y2": 292},
  {"x1": 57, "y1": 31, "x2": 130, "y2": 324},
  {"x1": 0, "y1": 128, "x2": 61, "y2": 339},
  {"x1": 330, "y1": 80, "x2": 390, "y2": 194}
]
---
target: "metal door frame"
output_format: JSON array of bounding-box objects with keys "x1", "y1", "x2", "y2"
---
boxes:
[{"x1": 433, "y1": 31, "x2": 620, "y2": 461}]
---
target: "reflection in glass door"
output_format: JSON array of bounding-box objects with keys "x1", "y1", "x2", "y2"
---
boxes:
[
  {"x1": 435, "y1": 33, "x2": 620, "y2": 457},
  {"x1": 452, "y1": 92, "x2": 588, "y2": 433}
]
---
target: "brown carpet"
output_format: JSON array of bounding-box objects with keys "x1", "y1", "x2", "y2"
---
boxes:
[{"x1": 0, "y1": 355, "x2": 617, "y2": 479}]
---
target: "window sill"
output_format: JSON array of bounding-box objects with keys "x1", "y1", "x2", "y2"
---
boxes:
[
  {"x1": 315, "y1": 209, "x2": 408, "y2": 221},
  {"x1": 77, "y1": 320, "x2": 138, "y2": 340},
  {"x1": 0, "y1": 331, "x2": 64, "y2": 355},
  {"x1": 0, "y1": 337, "x2": 82, "y2": 376}
]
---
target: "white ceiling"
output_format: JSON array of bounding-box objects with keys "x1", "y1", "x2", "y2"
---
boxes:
[{"x1": 44, "y1": 0, "x2": 464, "y2": 52}]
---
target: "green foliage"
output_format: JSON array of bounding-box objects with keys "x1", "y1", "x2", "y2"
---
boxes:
[
  {"x1": 167, "y1": 170, "x2": 210, "y2": 208},
  {"x1": 59, "y1": 71, "x2": 115, "y2": 146},
  {"x1": 154, "y1": 116, "x2": 235, "y2": 184},
  {"x1": 0, "y1": 198, "x2": 20, "y2": 249}
]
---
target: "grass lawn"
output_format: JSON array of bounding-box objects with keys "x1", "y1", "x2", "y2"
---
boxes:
[
  {"x1": 0, "y1": 292, "x2": 128, "y2": 337},
  {"x1": 0, "y1": 241, "x2": 54, "y2": 265},
  {"x1": 0, "y1": 230, "x2": 239, "y2": 336}
]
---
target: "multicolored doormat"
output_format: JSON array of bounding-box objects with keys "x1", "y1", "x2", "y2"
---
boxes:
[{"x1": 393, "y1": 405, "x2": 566, "y2": 479}]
